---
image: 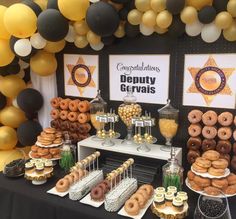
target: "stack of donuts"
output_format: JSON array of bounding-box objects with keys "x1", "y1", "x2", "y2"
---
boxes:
[
  {"x1": 50, "y1": 97, "x2": 91, "y2": 143},
  {"x1": 187, "y1": 109, "x2": 236, "y2": 172}
]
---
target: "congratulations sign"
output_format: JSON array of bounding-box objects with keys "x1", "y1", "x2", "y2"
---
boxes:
[{"x1": 109, "y1": 55, "x2": 170, "y2": 104}]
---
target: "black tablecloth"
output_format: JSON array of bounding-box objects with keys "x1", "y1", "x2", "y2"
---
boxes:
[{"x1": 0, "y1": 169, "x2": 235, "y2": 219}]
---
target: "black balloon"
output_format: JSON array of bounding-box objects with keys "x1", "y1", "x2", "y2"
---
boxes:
[
  {"x1": 17, "y1": 120, "x2": 42, "y2": 146},
  {"x1": 125, "y1": 22, "x2": 140, "y2": 38},
  {"x1": 6, "y1": 64, "x2": 20, "y2": 75},
  {"x1": 168, "y1": 16, "x2": 185, "y2": 37},
  {"x1": 0, "y1": 92, "x2": 7, "y2": 110},
  {"x1": 213, "y1": 0, "x2": 228, "y2": 12},
  {"x1": 86, "y1": 2, "x2": 120, "y2": 37},
  {"x1": 22, "y1": 0, "x2": 42, "y2": 16},
  {"x1": 37, "y1": 9, "x2": 69, "y2": 42},
  {"x1": 111, "y1": 0, "x2": 131, "y2": 3},
  {"x1": 25, "y1": 112, "x2": 38, "y2": 120},
  {"x1": 166, "y1": 0, "x2": 185, "y2": 15},
  {"x1": 119, "y1": 7, "x2": 129, "y2": 20},
  {"x1": 10, "y1": 56, "x2": 19, "y2": 65},
  {"x1": 126, "y1": 0, "x2": 135, "y2": 10},
  {"x1": 17, "y1": 88, "x2": 43, "y2": 113},
  {"x1": 102, "y1": 36, "x2": 116, "y2": 45},
  {"x1": 198, "y1": 6, "x2": 216, "y2": 24},
  {"x1": 47, "y1": 0, "x2": 59, "y2": 10},
  {"x1": 23, "y1": 69, "x2": 31, "y2": 83},
  {"x1": 0, "y1": 66, "x2": 9, "y2": 76}
]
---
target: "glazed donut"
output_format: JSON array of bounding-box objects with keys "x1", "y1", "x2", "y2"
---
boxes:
[
  {"x1": 139, "y1": 184, "x2": 154, "y2": 197},
  {"x1": 78, "y1": 113, "x2": 90, "y2": 124},
  {"x1": 233, "y1": 143, "x2": 236, "y2": 154},
  {"x1": 60, "y1": 120, "x2": 70, "y2": 131},
  {"x1": 202, "y1": 126, "x2": 217, "y2": 139},
  {"x1": 64, "y1": 175, "x2": 74, "y2": 185},
  {"x1": 223, "y1": 185, "x2": 236, "y2": 195},
  {"x1": 136, "y1": 189, "x2": 149, "y2": 201},
  {"x1": 192, "y1": 162, "x2": 208, "y2": 173},
  {"x1": 130, "y1": 193, "x2": 146, "y2": 208},
  {"x1": 188, "y1": 124, "x2": 202, "y2": 137},
  {"x1": 60, "y1": 110, "x2": 69, "y2": 120},
  {"x1": 70, "y1": 133, "x2": 79, "y2": 142},
  {"x1": 212, "y1": 159, "x2": 228, "y2": 169},
  {"x1": 202, "y1": 139, "x2": 216, "y2": 152},
  {"x1": 98, "y1": 183, "x2": 108, "y2": 193},
  {"x1": 90, "y1": 186, "x2": 104, "y2": 201},
  {"x1": 69, "y1": 99, "x2": 80, "y2": 112},
  {"x1": 124, "y1": 199, "x2": 140, "y2": 216},
  {"x1": 217, "y1": 127, "x2": 232, "y2": 140},
  {"x1": 187, "y1": 137, "x2": 201, "y2": 151},
  {"x1": 69, "y1": 122, "x2": 78, "y2": 132},
  {"x1": 31, "y1": 152, "x2": 40, "y2": 158},
  {"x1": 189, "y1": 180, "x2": 202, "y2": 191},
  {"x1": 187, "y1": 150, "x2": 200, "y2": 164},
  {"x1": 219, "y1": 153, "x2": 230, "y2": 166},
  {"x1": 202, "y1": 150, "x2": 220, "y2": 161},
  {"x1": 78, "y1": 100, "x2": 90, "y2": 113},
  {"x1": 67, "y1": 112, "x2": 77, "y2": 122},
  {"x1": 37, "y1": 148, "x2": 49, "y2": 156},
  {"x1": 84, "y1": 123, "x2": 91, "y2": 133},
  {"x1": 50, "y1": 119, "x2": 60, "y2": 129},
  {"x1": 204, "y1": 186, "x2": 221, "y2": 196},
  {"x1": 216, "y1": 140, "x2": 232, "y2": 154},
  {"x1": 31, "y1": 145, "x2": 38, "y2": 153},
  {"x1": 233, "y1": 130, "x2": 236, "y2": 141},
  {"x1": 69, "y1": 171, "x2": 80, "y2": 183},
  {"x1": 188, "y1": 110, "x2": 203, "y2": 124},
  {"x1": 193, "y1": 175, "x2": 211, "y2": 188},
  {"x1": 231, "y1": 156, "x2": 236, "y2": 170},
  {"x1": 78, "y1": 133, "x2": 89, "y2": 140},
  {"x1": 49, "y1": 148, "x2": 60, "y2": 155},
  {"x1": 102, "y1": 180, "x2": 111, "y2": 190},
  {"x1": 55, "y1": 178, "x2": 70, "y2": 192},
  {"x1": 78, "y1": 123, "x2": 86, "y2": 134},
  {"x1": 50, "y1": 109, "x2": 60, "y2": 119},
  {"x1": 50, "y1": 97, "x2": 61, "y2": 108},
  {"x1": 208, "y1": 167, "x2": 225, "y2": 176},
  {"x1": 218, "y1": 112, "x2": 233, "y2": 126},
  {"x1": 59, "y1": 98, "x2": 71, "y2": 110},
  {"x1": 227, "y1": 173, "x2": 236, "y2": 185},
  {"x1": 212, "y1": 178, "x2": 228, "y2": 189},
  {"x1": 187, "y1": 170, "x2": 195, "y2": 181},
  {"x1": 195, "y1": 157, "x2": 212, "y2": 168},
  {"x1": 42, "y1": 153, "x2": 53, "y2": 159},
  {"x1": 202, "y1": 110, "x2": 217, "y2": 126}
]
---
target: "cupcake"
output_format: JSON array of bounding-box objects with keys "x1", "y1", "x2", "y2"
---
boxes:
[
  {"x1": 35, "y1": 163, "x2": 44, "y2": 174},
  {"x1": 44, "y1": 160, "x2": 53, "y2": 170},
  {"x1": 25, "y1": 162, "x2": 34, "y2": 173},
  {"x1": 155, "y1": 187, "x2": 166, "y2": 195},
  {"x1": 167, "y1": 186, "x2": 177, "y2": 194},
  {"x1": 165, "y1": 192, "x2": 174, "y2": 207},
  {"x1": 172, "y1": 197, "x2": 184, "y2": 212},
  {"x1": 177, "y1": 191, "x2": 188, "y2": 203},
  {"x1": 154, "y1": 194, "x2": 165, "y2": 209}
]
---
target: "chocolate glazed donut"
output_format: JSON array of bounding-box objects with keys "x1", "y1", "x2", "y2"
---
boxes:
[
  {"x1": 187, "y1": 150, "x2": 200, "y2": 164},
  {"x1": 187, "y1": 137, "x2": 202, "y2": 151},
  {"x1": 231, "y1": 156, "x2": 236, "y2": 171},
  {"x1": 233, "y1": 142, "x2": 236, "y2": 155},
  {"x1": 50, "y1": 119, "x2": 60, "y2": 129},
  {"x1": 202, "y1": 139, "x2": 216, "y2": 152},
  {"x1": 216, "y1": 140, "x2": 232, "y2": 154}
]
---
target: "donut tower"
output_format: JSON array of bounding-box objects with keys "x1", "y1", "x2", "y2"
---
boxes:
[
  {"x1": 50, "y1": 97, "x2": 92, "y2": 143},
  {"x1": 187, "y1": 110, "x2": 236, "y2": 172}
]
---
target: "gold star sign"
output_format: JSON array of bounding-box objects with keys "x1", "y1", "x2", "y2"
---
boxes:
[
  {"x1": 66, "y1": 56, "x2": 96, "y2": 96},
  {"x1": 187, "y1": 56, "x2": 235, "y2": 106}
]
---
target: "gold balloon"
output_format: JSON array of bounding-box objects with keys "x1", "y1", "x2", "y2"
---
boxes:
[
  {"x1": 0, "y1": 6, "x2": 10, "y2": 39},
  {"x1": 135, "y1": 0, "x2": 151, "y2": 12},
  {"x1": 128, "y1": 9, "x2": 143, "y2": 25},
  {"x1": 30, "y1": 51, "x2": 57, "y2": 76},
  {"x1": 58, "y1": 0, "x2": 89, "y2": 21},
  {"x1": 0, "y1": 106, "x2": 26, "y2": 128},
  {"x1": 87, "y1": 30, "x2": 101, "y2": 45},
  {"x1": 74, "y1": 20, "x2": 89, "y2": 36},
  {"x1": 44, "y1": 40, "x2": 66, "y2": 53},
  {"x1": 215, "y1": 12, "x2": 233, "y2": 29},
  {"x1": 223, "y1": 20, "x2": 236, "y2": 41},
  {"x1": 34, "y1": 0, "x2": 48, "y2": 10},
  {"x1": 114, "y1": 22, "x2": 125, "y2": 38},
  {"x1": 74, "y1": 35, "x2": 89, "y2": 48},
  {"x1": 0, "y1": 126, "x2": 17, "y2": 150},
  {"x1": 180, "y1": 6, "x2": 197, "y2": 24},
  {"x1": 0, "y1": 75, "x2": 26, "y2": 98},
  {"x1": 187, "y1": 0, "x2": 212, "y2": 10},
  {"x1": 151, "y1": 0, "x2": 166, "y2": 13},
  {"x1": 142, "y1": 10, "x2": 157, "y2": 27},
  {"x1": 227, "y1": 0, "x2": 236, "y2": 18},
  {"x1": 156, "y1": 10, "x2": 173, "y2": 29},
  {"x1": 4, "y1": 3, "x2": 37, "y2": 38},
  {"x1": 0, "y1": 39, "x2": 15, "y2": 67},
  {"x1": 154, "y1": 25, "x2": 168, "y2": 34}
]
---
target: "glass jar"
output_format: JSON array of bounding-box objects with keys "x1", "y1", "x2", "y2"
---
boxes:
[{"x1": 162, "y1": 158, "x2": 183, "y2": 192}]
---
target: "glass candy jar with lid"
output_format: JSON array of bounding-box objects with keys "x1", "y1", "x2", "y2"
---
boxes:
[{"x1": 118, "y1": 87, "x2": 142, "y2": 145}]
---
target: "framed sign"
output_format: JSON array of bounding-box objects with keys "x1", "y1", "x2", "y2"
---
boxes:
[
  {"x1": 109, "y1": 55, "x2": 170, "y2": 104},
  {"x1": 64, "y1": 54, "x2": 99, "y2": 98},
  {"x1": 183, "y1": 54, "x2": 236, "y2": 108}
]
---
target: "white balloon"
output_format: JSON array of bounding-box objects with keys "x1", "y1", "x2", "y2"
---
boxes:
[
  {"x1": 185, "y1": 19, "x2": 204, "y2": 37},
  {"x1": 140, "y1": 23, "x2": 154, "y2": 36},
  {"x1": 201, "y1": 22, "x2": 222, "y2": 43},
  {"x1": 65, "y1": 25, "x2": 76, "y2": 43},
  {"x1": 90, "y1": 42, "x2": 104, "y2": 51},
  {"x1": 12, "y1": 98, "x2": 19, "y2": 108},
  {"x1": 30, "y1": 33, "x2": 46, "y2": 49},
  {"x1": 14, "y1": 39, "x2": 32, "y2": 57},
  {"x1": 18, "y1": 59, "x2": 29, "y2": 69}
]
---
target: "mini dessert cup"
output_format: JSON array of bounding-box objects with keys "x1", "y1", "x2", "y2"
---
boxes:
[
  {"x1": 167, "y1": 186, "x2": 177, "y2": 194},
  {"x1": 165, "y1": 192, "x2": 174, "y2": 207},
  {"x1": 25, "y1": 162, "x2": 34, "y2": 173},
  {"x1": 154, "y1": 194, "x2": 166, "y2": 209},
  {"x1": 155, "y1": 187, "x2": 166, "y2": 195},
  {"x1": 177, "y1": 191, "x2": 188, "y2": 203},
  {"x1": 35, "y1": 163, "x2": 44, "y2": 174},
  {"x1": 44, "y1": 160, "x2": 53, "y2": 171},
  {"x1": 172, "y1": 197, "x2": 184, "y2": 212}
]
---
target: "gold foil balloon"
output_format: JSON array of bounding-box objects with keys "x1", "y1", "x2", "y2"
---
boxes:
[
  {"x1": 114, "y1": 22, "x2": 125, "y2": 38},
  {"x1": 0, "y1": 126, "x2": 17, "y2": 150},
  {"x1": 0, "y1": 6, "x2": 10, "y2": 39},
  {"x1": 135, "y1": 0, "x2": 151, "y2": 12},
  {"x1": 4, "y1": 3, "x2": 37, "y2": 38},
  {"x1": 151, "y1": 0, "x2": 166, "y2": 13},
  {"x1": 156, "y1": 10, "x2": 173, "y2": 29},
  {"x1": 142, "y1": 10, "x2": 157, "y2": 27},
  {"x1": 227, "y1": 0, "x2": 236, "y2": 18},
  {"x1": 74, "y1": 20, "x2": 89, "y2": 35},
  {"x1": 187, "y1": 0, "x2": 212, "y2": 10},
  {"x1": 154, "y1": 25, "x2": 168, "y2": 34},
  {"x1": 58, "y1": 0, "x2": 89, "y2": 21},
  {"x1": 44, "y1": 40, "x2": 66, "y2": 53},
  {"x1": 0, "y1": 106, "x2": 26, "y2": 128},
  {"x1": 180, "y1": 6, "x2": 197, "y2": 24},
  {"x1": 0, "y1": 39, "x2": 15, "y2": 67},
  {"x1": 215, "y1": 12, "x2": 233, "y2": 29},
  {"x1": 74, "y1": 35, "x2": 89, "y2": 48},
  {"x1": 0, "y1": 75, "x2": 26, "y2": 98},
  {"x1": 128, "y1": 9, "x2": 143, "y2": 25},
  {"x1": 30, "y1": 51, "x2": 57, "y2": 76},
  {"x1": 223, "y1": 20, "x2": 236, "y2": 41},
  {"x1": 87, "y1": 30, "x2": 101, "y2": 45}
]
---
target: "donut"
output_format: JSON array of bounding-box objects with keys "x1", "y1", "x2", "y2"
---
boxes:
[
  {"x1": 188, "y1": 110, "x2": 203, "y2": 124},
  {"x1": 188, "y1": 124, "x2": 202, "y2": 137},
  {"x1": 231, "y1": 156, "x2": 236, "y2": 170},
  {"x1": 223, "y1": 185, "x2": 236, "y2": 195},
  {"x1": 31, "y1": 145, "x2": 38, "y2": 153},
  {"x1": 78, "y1": 123, "x2": 86, "y2": 134},
  {"x1": 218, "y1": 112, "x2": 233, "y2": 126},
  {"x1": 78, "y1": 113, "x2": 90, "y2": 124},
  {"x1": 188, "y1": 180, "x2": 202, "y2": 191},
  {"x1": 50, "y1": 97, "x2": 61, "y2": 108},
  {"x1": 30, "y1": 152, "x2": 40, "y2": 158},
  {"x1": 55, "y1": 178, "x2": 70, "y2": 192},
  {"x1": 202, "y1": 126, "x2": 217, "y2": 139},
  {"x1": 44, "y1": 127, "x2": 56, "y2": 134},
  {"x1": 124, "y1": 199, "x2": 140, "y2": 216},
  {"x1": 187, "y1": 150, "x2": 200, "y2": 164},
  {"x1": 187, "y1": 170, "x2": 195, "y2": 181},
  {"x1": 219, "y1": 153, "x2": 230, "y2": 166},
  {"x1": 227, "y1": 173, "x2": 236, "y2": 185},
  {"x1": 202, "y1": 150, "x2": 220, "y2": 161},
  {"x1": 90, "y1": 186, "x2": 104, "y2": 201},
  {"x1": 50, "y1": 119, "x2": 60, "y2": 129},
  {"x1": 195, "y1": 157, "x2": 212, "y2": 168},
  {"x1": 50, "y1": 109, "x2": 60, "y2": 119},
  {"x1": 233, "y1": 143, "x2": 236, "y2": 154},
  {"x1": 69, "y1": 122, "x2": 78, "y2": 132},
  {"x1": 84, "y1": 123, "x2": 91, "y2": 133},
  {"x1": 42, "y1": 154, "x2": 53, "y2": 159},
  {"x1": 139, "y1": 184, "x2": 154, "y2": 197},
  {"x1": 61, "y1": 121, "x2": 70, "y2": 131},
  {"x1": 136, "y1": 189, "x2": 149, "y2": 201},
  {"x1": 102, "y1": 180, "x2": 111, "y2": 190},
  {"x1": 204, "y1": 186, "x2": 221, "y2": 196},
  {"x1": 78, "y1": 133, "x2": 89, "y2": 140},
  {"x1": 187, "y1": 137, "x2": 201, "y2": 151},
  {"x1": 64, "y1": 175, "x2": 74, "y2": 185},
  {"x1": 69, "y1": 99, "x2": 80, "y2": 112},
  {"x1": 233, "y1": 130, "x2": 236, "y2": 141},
  {"x1": 69, "y1": 171, "x2": 80, "y2": 183},
  {"x1": 78, "y1": 100, "x2": 90, "y2": 113},
  {"x1": 60, "y1": 110, "x2": 69, "y2": 120},
  {"x1": 70, "y1": 133, "x2": 79, "y2": 142},
  {"x1": 49, "y1": 148, "x2": 60, "y2": 155},
  {"x1": 234, "y1": 116, "x2": 236, "y2": 126},
  {"x1": 208, "y1": 167, "x2": 225, "y2": 176},
  {"x1": 212, "y1": 159, "x2": 228, "y2": 169},
  {"x1": 66, "y1": 112, "x2": 77, "y2": 122},
  {"x1": 192, "y1": 162, "x2": 208, "y2": 173},
  {"x1": 76, "y1": 168, "x2": 84, "y2": 179},
  {"x1": 37, "y1": 148, "x2": 49, "y2": 156},
  {"x1": 130, "y1": 193, "x2": 146, "y2": 208},
  {"x1": 217, "y1": 127, "x2": 232, "y2": 140},
  {"x1": 212, "y1": 178, "x2": 228, "y2": 189},
  {"x1": 193, "y1": 175, "x2": 211, "y2": 188},
  {"x1": 98, "y1": 183, "x2": 109, "y2": 193},
  {"x1": 202, "y1": 139, "x2": 216, "y2": 152},
  {"x1": 59, "y1": 98, "x2": 71, "y2": 110},
  {"x1": 202, "y1": 110, "x2": 217, "y2": 126},
  {"x1": 216, "y1": 140, "x2": 232, "y2": 154}
]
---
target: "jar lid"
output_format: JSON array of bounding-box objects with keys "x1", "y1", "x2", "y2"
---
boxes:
[
  {"x1": 90, "y1": 90, "x2": 107, "y2": 105},
  {"x1": 158, "y1": 99, "x2": 179, "y2": 115},
  {"x1": 123, "y1": 87, "x2": 137, "y2": 103}
]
